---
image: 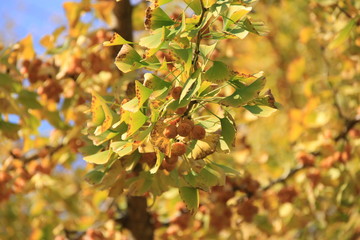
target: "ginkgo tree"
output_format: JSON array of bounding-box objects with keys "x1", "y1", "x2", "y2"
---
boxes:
[
  {"x1": 83, "y1": 0, "x2": 278, "y2": 212},
  {"x1": 1, "y1": 0, "x2": 359, "y2": 239}
]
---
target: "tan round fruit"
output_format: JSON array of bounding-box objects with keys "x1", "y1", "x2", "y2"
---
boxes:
[
  {"x1": 191, "y1": 125, "x2": 206, "y2": 140},
  {"x1": 171, "y1": 86, "x2": 183, "y2": 100},
  {"x1": 161, "y1": 159, "x2": 177, "y2": 172},
  {"x1": 175, "y1": 107, "x2": 187, "y2": 115},
  {"x1": 163, "y1": 125, "x2": 178, "y2": 138},
  {"x1": 171, "y1": 142, "x2": 187, "y2": 156},
  {"x1": 177, "y1": 122, "x2": 192, "y2": 137},
  {"x1": 140, "y1": 152, "x2": 157, "y2": 167},
  {"x1": 180, "y1": 118, "x2": 194, "y2": 129},
  {"x1": 165, "y1": 155, "x2": 178, "y2": 164}
]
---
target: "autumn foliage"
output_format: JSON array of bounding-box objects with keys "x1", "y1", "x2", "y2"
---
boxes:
[{"x1": 0, "y1": 0, "x2": 359, "y2": 239}]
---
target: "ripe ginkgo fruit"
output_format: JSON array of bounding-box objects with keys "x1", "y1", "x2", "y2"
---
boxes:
[
  {"x1": 163, "y1": 125, "x2": 178, "y2": 138},
  {"x1": 175, "y1": 107, "x2": 187, "y2": 115},
  {"x1": 177, "y1": 122, "x2": 192, "y2": 137},
  {"x1": 191, "y1": 125, "x2": 206, "y2": 140},
  {"x1": 161, "y1": 159, "x2": 177, "y2": 172},
  {"x1": 171, "y1": 86, "x2": 182, "y2": 100},
  {"x1": 140, "y1": 152, "x2": 157, "y2": 167},
  {"x1": 165, "y1": 155, "x2": 178, "y2": 164},
  {"x1": 180, "y1": 118, "x2": 194, "y2": 129},
  {"x1": 171, "y1": 142, "x2": 187, "y2": 156}
]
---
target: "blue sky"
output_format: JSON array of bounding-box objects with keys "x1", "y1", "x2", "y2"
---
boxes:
[{"x1": 0, "y1": 0, "x2": 67, "y2": 47}]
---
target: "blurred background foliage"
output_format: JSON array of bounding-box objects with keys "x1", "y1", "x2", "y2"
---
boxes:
[{"x1": 0, "y1": 0, "x2": 359, "y2": 239}]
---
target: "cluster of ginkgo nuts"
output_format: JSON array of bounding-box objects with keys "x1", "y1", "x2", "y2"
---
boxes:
[{"x1": 140, "y1": 120, "x2": 206, "y2": 172}]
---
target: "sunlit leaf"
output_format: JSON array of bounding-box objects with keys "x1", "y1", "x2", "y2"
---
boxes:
[
  {"x1": 90, "y1": 91, "x2": 105, "y2": 126},
  {"x1": 135, "y1": 80, "x2": 153, "y2": 108},
  {"x1": 329, "y1": 19, "x2": 356, "y2": 49},
  {"x1": 187, "y1": 133, "x2": 220, "y2": 160},
  {"x1": 126, "y1": 111, "x2": 148, "y2": 137},
  {"x1": 224, "y1": 5, "x2": 252, "y2": 29},
  {"x1": 244, "y1": 104, "x2": 278, "y2": 117},
  {"x1": 103, "y1": 32, "x2": 133, "y2": 46},
  {"x1": 92, "y1": 1, "x2": 115, "y2": 25},
  {"x1": 145, "y1": 7, "x2": 175, "y2": 30},
  {"x1": 220, "y1": 76, "x2": 266, "y2": 107},
  {"x1": 183, "y1": 0, "x2": 202, "y2": 15},
  {"x1": 63, "y1": 1, "x2": 82, "y2": 28},
  {"x1": 143, "y1": 73, "x2": 171, "y2": 99},
  {"x1": 179, "y1": 69, "x2": 201, "y2": 103},
  {"x1": 115, "y1": 44, "x2": 143, "y2": 73},
  {"x1": 84, "y1": 150, "x2": 111, "y2": 164}
]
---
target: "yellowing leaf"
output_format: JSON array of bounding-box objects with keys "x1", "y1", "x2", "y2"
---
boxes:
[
  {"x1": 90, "y1": 91, "x2": 105, "y2": 126},
  {"x1": 150, "y1": 119, "x2": 171, "y2": 156},
  {"x1": 115, "y1": 44, "x2": 143, "y2": 73},
  {"x1": 286, "y1": 57, "x2": 305, "y2": 83},
  {"x1": 135, "y1": 80, "x2": 153, "y2": 108},
  {"x1": 126, "y1": 111, "x2": 148, "y2": 137},
  {"x1": 63, "y1": 1, "x2": 82, "y2": 28},
  {"x1": 103, "y1": 32, "x2": 133, "y2": 46},
  {"x1": 187, "y1": 133, "x2": 220, "y2": 160},
  {"x1": 92, "y1": 1, "x2": 115, "y2": 25},
  {"x1": 329, "y1": 19, "x2": 356, "y2": 49},
  {"x1": 225, "y1": 5, "x2": 252, "y2": 29},
  {"x1": 145, "y1": 7, "x2": 175, "y2": 30},
  {"x1": 18, "y1": 35, "x2": 35, "y2": 60}
]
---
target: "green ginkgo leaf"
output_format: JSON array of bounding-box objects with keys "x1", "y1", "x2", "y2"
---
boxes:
[
  {"x1": 84, "y1": 170, "x2": 104, "y2": 185},
  {"x1": 135, "y1": 80, "x2": 153, "y2": 108},
  {"x1": 115, "y1": 44, "x2": 143, "y2": 73},
  {"x1": 84, "y1": 150, "x2": 111, "y2": 164},
  {"x1": 145, "y1": 7, "x2": 175, "y2": 30},
  {"x1": 220, "y1": 76, "x2": 266, "y2": 107},
  {"x1": 329, "y1": 18, "x2": 356, "y2": 49},
  {"x1": 143, "y1": 73, "x2": 171, "y2": 99},
  {"x1": 203, "y1": 61, "x2": 231, "y2": 83},
  {"x1": 179, "y1": 69, "x2": 201, "y2": 103},
  {"x1": 244, "y1": 104, "x2": 278, "y2": 117},
  {"x1": 224, "y1": 5, "x2": 252, "y2": 29},
  {"x1": 110, "y1": 141, "x2": 134, "y2": 157},
  {"x1": 179, "y1": 187, "x2": 199, "y2": 212},
  {"x1": 183, "y1": 0, "x2": 202, "y2": 15},
  {"x1": 126, "y1": 110, "x2": 148, "y2": 137},
  {"x1": 220, "y1": 114, "x2": 236, "y2": 148}
]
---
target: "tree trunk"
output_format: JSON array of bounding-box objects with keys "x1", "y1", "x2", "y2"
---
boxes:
[{"x1": 112, "y1": 1, "x2": 154, "y2": 239}]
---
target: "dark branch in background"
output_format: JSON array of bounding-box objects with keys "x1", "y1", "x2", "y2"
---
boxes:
[
  {"x1": 261, "y1": 164, "x2": 307, "y2": 192},
  {"x1": 8, "y1": 144, "x2": 64, "y2": 170},
  {"x1": 336, "y1": 4, "x2": 352, "y2": 19},
  {"x1": 335, "y1": 119, "x2": 360, "y2": 142}
]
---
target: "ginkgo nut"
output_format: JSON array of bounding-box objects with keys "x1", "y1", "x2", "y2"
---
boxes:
[
  {"x1": 171, "y1": 86, "x2": 182, "y2": 100},
  {"x1": 163, "y1": 125, "x2": 178, "y2": 138}
]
